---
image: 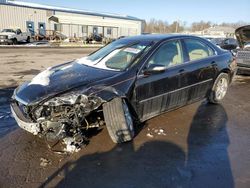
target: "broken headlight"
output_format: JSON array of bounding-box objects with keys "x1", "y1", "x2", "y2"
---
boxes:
[
  {"x1": 43, "y1": 92, "x2": 87, "y2": 106},
  {"x1": 33, "y1": 93, "x2": 103, "y2": 121}
]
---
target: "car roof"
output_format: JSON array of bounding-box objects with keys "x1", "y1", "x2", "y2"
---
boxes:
[{"x1": 118, "y1": 34, "x2": 201, "y2": 43}]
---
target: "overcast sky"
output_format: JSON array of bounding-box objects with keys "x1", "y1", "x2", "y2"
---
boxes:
[{"x1": 20, "y1": 0, "x2": 249, "y2": 24}]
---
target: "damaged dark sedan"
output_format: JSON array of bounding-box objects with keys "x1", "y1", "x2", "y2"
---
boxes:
[{"x1": 11, "y1": 34, "x2": 236, "y2": 152}]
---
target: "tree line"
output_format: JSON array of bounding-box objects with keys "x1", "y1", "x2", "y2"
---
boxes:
[{"x1": 144, "y1": 19, "x2": 249, "y2": 33}]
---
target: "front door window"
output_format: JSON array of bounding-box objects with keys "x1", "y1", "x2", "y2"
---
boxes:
[{"x1": 147, "y1": 40, "x2": 184, "y2": 68}]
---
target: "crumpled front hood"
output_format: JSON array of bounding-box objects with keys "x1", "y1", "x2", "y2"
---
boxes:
[
  {"x1": 14, "y1": 61, "x2": 118, "y2": 105},
  {"x1": 235, "y1": 25, "x2": 250, "y2": 48}
]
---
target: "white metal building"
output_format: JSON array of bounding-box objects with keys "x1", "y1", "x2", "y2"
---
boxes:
[{"x1": 0, "y1": 0, "x2": 144, "y2": 39}]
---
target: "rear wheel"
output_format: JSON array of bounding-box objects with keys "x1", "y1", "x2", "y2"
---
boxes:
[
  {"x1": 103, "y1": 98, "x2": 134, "y2": 143},
  {"x1": 208, "y1": 73, "x2": 229, "y2": 104}
]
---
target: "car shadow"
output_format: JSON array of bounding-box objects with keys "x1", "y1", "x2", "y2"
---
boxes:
[
  {"x1": 186, "y1": 102, "x2": 234, "y2": 187},
  {"x1": 0, "y1": 86, "x2": 17, "y2": 137},
  {"x1": 39, "y1": 102, "x2": 234, "y2": 188},
  {"x1": 40, "y1": 141, "x2": 186, "y2": 188}
]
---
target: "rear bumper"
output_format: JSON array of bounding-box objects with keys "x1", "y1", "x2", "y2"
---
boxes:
[
  {"x1": 237, "y1": 65, "x2": 250, "y2": 75},
  {"x1": 10, "y1": 102, "x2": 40, "y2": 135}
]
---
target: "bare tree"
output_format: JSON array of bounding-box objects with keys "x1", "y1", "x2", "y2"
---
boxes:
[
  {"x1": 144, "y1": 19, "x2": 249, "y2": 33},
  {"x1": 144, "y1": 19, "x2": 184, "y2": 33},
  {"x1": 191, "y1": 21, "x2": 211, "y2": 32}
]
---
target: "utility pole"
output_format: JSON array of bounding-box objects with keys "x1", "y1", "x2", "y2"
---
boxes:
[{"x1": 175, "y1": 20, "x2": 179, "y2": 33}]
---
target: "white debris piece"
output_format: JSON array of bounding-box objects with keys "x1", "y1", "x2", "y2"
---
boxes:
[
  {"x1": 63, "y1": 137, "x2": 81, "y2": 153},
  {"x1": 40, "y1": 157, "x2": 51, "y2": 167},
  {"x1": 146, "y1": 127, "x2": 167, "y2": 138},
  {"x1": 146, "y1": 133, "x2": 154, "y2": 138},
  {"x1": 28, "y1": 67, "x2": 54, "y2": 86},
  {"x1": 157, "y1": 128, "x2": 166, "y2": 136}
]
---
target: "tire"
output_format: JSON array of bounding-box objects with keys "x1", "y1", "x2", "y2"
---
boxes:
[
  {"x1": 208, "y1": 73, "x2": 229, "y2": 104},
  {"x1": 12, "y1": 38, "x2": 17, "y2": 45},
  {"x1": 103, "y1": 98, "x2": 134, "y2": 143},
  {"x1": 26, "y1": 36, "x2": 30, "y2": 43}
]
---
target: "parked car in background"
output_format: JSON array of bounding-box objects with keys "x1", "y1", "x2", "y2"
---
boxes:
[
  {"x1": 86, "y1": 33, "x2": 103, "y2": 44},
  {"x1": 210, "y1": 38, "x2": 224, "y2": 46},
  {"x1": 11, "y1": 34, "x2": 236, "y2": 152},
  {"x1": 0, "y1": 28, "x2": 31, "y2": 44},
  {"x1": 210, "y1": 38, "x2": 238, "y2": 50},
  {"x1": 235, "y1": 25, "x2": 250, "y2": 75}
]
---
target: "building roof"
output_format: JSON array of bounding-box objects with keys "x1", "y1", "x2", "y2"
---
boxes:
[{"x1": 3, "y1": 0, "x2": 143, "y2": 21}]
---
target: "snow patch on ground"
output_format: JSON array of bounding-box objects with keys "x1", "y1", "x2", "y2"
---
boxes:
[{"x1": 146, "y1": 127, "x2": 167, "y2": 138}]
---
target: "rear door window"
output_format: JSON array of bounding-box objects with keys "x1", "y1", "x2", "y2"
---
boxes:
[{"x1": 184, "y1": 39, "x2": 214, "y2": 61}]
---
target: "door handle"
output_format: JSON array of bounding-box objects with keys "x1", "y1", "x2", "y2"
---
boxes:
[
  {"x1": 178, "y1": 69, "x2": 185, "y2": 74},
  {"x1": 211, "y1": 61, "x2": 216, "y2": 66}
]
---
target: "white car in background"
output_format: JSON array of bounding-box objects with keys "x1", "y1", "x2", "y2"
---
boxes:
[{"x1": 0, "y1": 28, "x2": 31, "y2": 45}]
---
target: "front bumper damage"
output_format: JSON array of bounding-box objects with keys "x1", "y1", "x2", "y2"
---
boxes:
[
  {"x1": 11, "y1": 93, "x2": 105, "y2": 153},
  {"x1": 0, "y1": 38, "x2": 13, "y2": 44},
  {"x1": 11, "y1": 104, "x2": 40, "y2": 135}
]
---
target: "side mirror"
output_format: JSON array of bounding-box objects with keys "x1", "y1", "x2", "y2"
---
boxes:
[{"x1": 143, "y1": 64, "x2": 166, "y2": 75}]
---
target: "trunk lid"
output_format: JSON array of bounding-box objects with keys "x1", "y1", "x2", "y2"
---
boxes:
[{"x1": 235, "y1": 25, "x2": 250, "y2": 48}]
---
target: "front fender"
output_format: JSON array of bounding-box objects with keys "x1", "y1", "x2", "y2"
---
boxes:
[{"x1": 87, "y1": 85, "x2": 126, "y2": 102}]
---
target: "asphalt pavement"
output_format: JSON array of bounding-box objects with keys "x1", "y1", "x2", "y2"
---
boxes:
[{"x1": 0, "y1": 48, "x2": 250, "y2": 188}]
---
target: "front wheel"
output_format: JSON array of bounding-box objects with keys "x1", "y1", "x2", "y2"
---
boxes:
[
  {"x1": 12, "y1": 38, "x2": 17, "y2": 45},
  {"x1": 208, "y1": 73, "x2": 229, "y2": 104},
  {"x1": 103, "y1": 98, "x2": 134, "y2": 143}
]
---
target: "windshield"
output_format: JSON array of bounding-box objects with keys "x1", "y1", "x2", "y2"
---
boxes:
[
  {"x1": 1, "y1": 29, "x2": 15, "y2": 33},
  {"x1": 77, "y1": 39, "x2": 152, "y2": 71}
]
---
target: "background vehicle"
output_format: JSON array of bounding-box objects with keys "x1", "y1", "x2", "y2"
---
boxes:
[
  {"x1": 11, "y1": 34, "x2": 236, "y2": 151},
  {"x1": 85, "y1": 33, "x2": 103, "y2": 44},
  {"x1": 235, "y1": 25, "x2": 250, "y2": 75},
  {"x1": 210, "y1": 37, "x2": 238, "y2": 50},
  {"x1": 0, "y1": 28, "x2": 31, "y2": 44},
  {"x1": 219, "y1": 38, "x2": 238, "y2": 50}
]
